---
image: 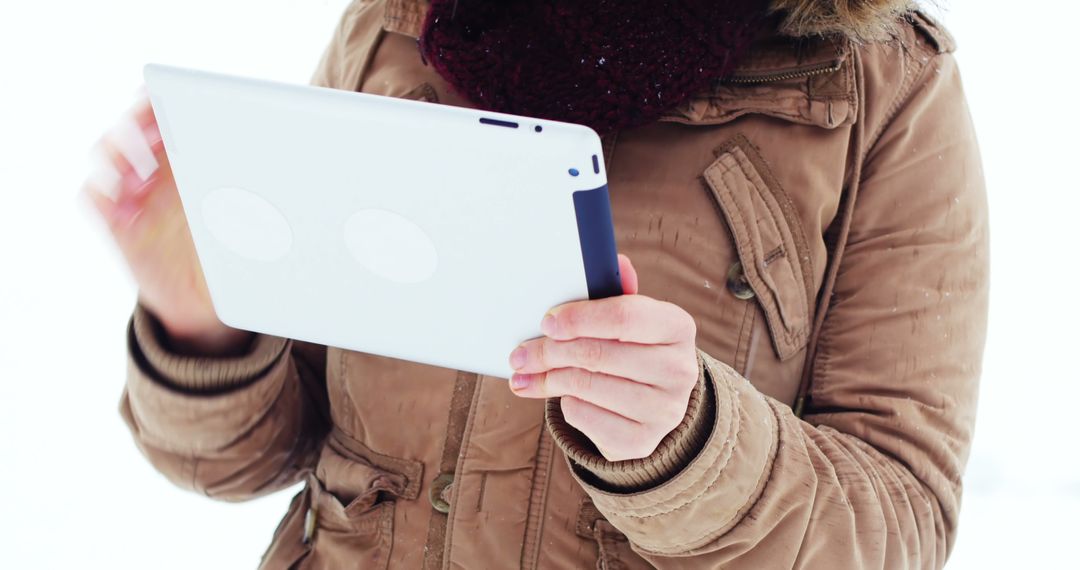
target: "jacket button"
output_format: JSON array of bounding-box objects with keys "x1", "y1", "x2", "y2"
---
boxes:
[
  {"x1": 726, "y1": 261, "x2": 755, "y2": 300},
  {"x1": 429, "y1": 473, "x2": 454, "y2": 514}
]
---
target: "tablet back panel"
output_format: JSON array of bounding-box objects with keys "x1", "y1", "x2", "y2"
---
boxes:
[{"x1": 143, "y1": 63, "x2": 619, "y2": 379}]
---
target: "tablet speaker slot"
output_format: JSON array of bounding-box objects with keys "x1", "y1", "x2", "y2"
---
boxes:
[{"x1": 479, "y1": 117, "x2": 519, "y2": 129}]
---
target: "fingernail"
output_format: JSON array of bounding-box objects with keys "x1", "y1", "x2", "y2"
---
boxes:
[
  {"x1": 510, "y1": 347, "x2": 527, "y2": 370},
  {"x1": 540, "y1": 314, "x2": 556, "y2": 336},
  {"x1": 510, "y1": 373, "x2": 532, "y2": 391}
]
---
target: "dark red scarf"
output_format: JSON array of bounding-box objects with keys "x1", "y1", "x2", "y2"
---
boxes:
[{"x1": 418, "y1": 0, "x2": 767, "y2": 134}]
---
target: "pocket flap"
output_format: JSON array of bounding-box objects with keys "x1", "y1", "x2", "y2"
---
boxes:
[
  {"x1": 316, "y1": 444, "x2": 405, "y2": 512},
  {"x1": 321, "y1": 427, "x2": 424, "y2": 501},
  {"x1": 702, "y1": 135, "x2": 815, "y2": 360}
]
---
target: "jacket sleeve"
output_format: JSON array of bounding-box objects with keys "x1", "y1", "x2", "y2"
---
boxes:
[
  {"x1": 116, "y1": 2, "x2": 367, "y2": 501},
  {"x1": 119, "y1": 302, "x2": 331, "y2": 501},
  {"x1": 546, "y1": 50, "x2": 989, "y2": 569}
]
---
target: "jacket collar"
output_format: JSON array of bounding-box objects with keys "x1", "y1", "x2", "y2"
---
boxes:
[
  {"x1": 659, "y1": 34, "x2": 857, "y2": 129},
  {"x1": 383, "y1": 0, "x2": 859, "y2": 129},
  {"x1": 383, "y1": 0, "x2": 428, "y2": 38}
]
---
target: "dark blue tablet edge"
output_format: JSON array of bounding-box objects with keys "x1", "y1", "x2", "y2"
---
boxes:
[{"x1": 572, "y1": 184, "x2": 623, "y2": 300}]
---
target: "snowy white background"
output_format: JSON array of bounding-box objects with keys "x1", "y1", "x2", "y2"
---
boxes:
[{"x1": 0, "y1": 1, "x2": 1076, "y2": 568}]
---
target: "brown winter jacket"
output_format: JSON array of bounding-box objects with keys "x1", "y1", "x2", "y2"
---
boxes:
[{"x1": 119, "y1": 0, "x2": 989, "y2": 568}]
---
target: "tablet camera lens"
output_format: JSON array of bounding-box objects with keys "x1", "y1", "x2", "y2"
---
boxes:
[
  {"x1": 534, "y1": 125, "x2": 543, "y2": 132},
  {"x1": 568, "y1": 168, "x2": 580, "y2": 177}
]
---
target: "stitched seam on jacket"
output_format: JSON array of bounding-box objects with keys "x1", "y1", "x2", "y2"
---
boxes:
[
  {"x1": 422, "y1": 371, "x2": 478, "y2": 570},
  {"x1": 520, "y1": 428, "x2": 556, "y2": 570},
  {"x1": 732, "y1": 301, "x2": 755, "y2": 374},
  {"x1": 334, "y1": 349, "x2": 357, "y2": 433},
  {"x1": 811, "y1": 52, "x2": 942, "y2": 403},
  {"x1": 440, "y1": 375, "x2": 486, "y2": 566}
]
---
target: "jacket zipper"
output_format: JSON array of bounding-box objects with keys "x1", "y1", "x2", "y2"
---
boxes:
[{"x1": 721, "y1": 58, "x2": 845, "y2": 85}]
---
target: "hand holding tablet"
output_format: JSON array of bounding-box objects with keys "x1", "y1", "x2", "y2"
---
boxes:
[
  {"x1": 80, "y1": 94, "x2": 255, "y2": 357},
  {"x1": 142, "y1": 64, "x2": 623, "y2": 378},
  {"x1": 109, "y1": 63, "x2": 703, "y2": 464},
  {"x1": 507, "y1": 254, "x2": 703, "y2": 462}
]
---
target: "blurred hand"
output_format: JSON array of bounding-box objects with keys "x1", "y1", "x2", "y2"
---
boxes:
[
  {"x1": 80, "y1": 90, "x2": 252, "y2": 355},
  {"x1": 508, "y1": 255, "x2": 700, "y2": 462}
]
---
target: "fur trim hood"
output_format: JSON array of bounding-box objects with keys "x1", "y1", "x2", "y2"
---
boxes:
[{"x1": 769, "y1": 0, "x2": 917, "y2": 40}]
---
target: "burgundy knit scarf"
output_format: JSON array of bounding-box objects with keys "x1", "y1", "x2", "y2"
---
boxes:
[{"x1": 418, "y1": 0, "x2": 767, "y2": 134}]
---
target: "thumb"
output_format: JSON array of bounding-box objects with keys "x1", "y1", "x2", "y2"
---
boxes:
[{"x1": 617, "y1": 254, "x2": 639, "y2": 295}]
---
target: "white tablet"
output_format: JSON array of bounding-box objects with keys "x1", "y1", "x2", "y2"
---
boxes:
[{"x1": 143, "y1": 63, "x2": 621, "y2": 379}]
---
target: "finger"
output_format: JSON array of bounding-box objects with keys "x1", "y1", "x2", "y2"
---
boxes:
[
  {"x1": 93, "y1": 96, "x2": 162, "y2": 187},
  {"x1": 108, "y1": 113, "x2": 160, "y2": 181},
  {"x1": 85, "y1": 147, "x2": 123, "y2": 202},
  {"x1": 95, "y1": 131, "x2": 159, "y2": 202},
  {"x1": 509, "y1": 368, "x2": 659, "y2": 421},
  {"x1": 618, "y1": 254, "x2": 638, "y2": 295},
  {"x1": 81, "y1": 182, "x2": 119, "y2": 222},
  {"x1": 559, "y1": 396, "x2": 659, "y2": 462},
  {"x1": 93, "y1": 134, "x2": 134, "y2": 182},
  {"x1": 118, "y1": 89, "x2": 161, "y2": 139},
  {"x1": 130, "y1": 96, "x2": 164, "y2": 149},
  {"x1": 510, "y1": 336, "x2": 688, "y2": 385},
  {"x1": 541, "y1": 295, "x2": 695, "y2": 344},
  {"x1": 80, "y1": 182, "x2": 141, "y2": 230},
  {"x1": 129, "y1": 91, "x2": 158, "y2": 129},
  {"x1": 81, "y1": 94, "x2": 164, "y2": 230}
]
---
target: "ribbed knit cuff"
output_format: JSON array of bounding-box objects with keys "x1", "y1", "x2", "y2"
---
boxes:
[
  {"x1": 546, "y1": 350, "x2": 716, "y2": 492},
  {"x1": 130, "y1": 301, "x2": 289, "y2": 392}
]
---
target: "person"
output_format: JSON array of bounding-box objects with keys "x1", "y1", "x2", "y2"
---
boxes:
[{"x1": 82, "y1": 0, "x2": 988, "y2": 568}]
